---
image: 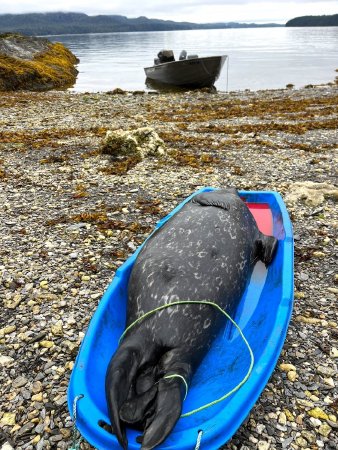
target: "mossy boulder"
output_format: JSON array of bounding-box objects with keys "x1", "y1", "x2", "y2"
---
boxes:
[
  {"x1": 285, "y1": 181, "x2": 338, "y2": 207},
  {"x1": 0, "y1": 33, "x2": 79, "y2": 91},
  {"x1": 101, "y1": 127, "x2": 166, "y2": 159}
]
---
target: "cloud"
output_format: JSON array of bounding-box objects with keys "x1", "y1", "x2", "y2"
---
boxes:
[{"x1": 0, "y1": 0, "x2": 337, "y2": 24}]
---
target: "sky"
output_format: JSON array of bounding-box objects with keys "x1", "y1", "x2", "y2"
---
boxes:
[{"x1": 0, "y1": 1, "x2": 337, "y2": 24}]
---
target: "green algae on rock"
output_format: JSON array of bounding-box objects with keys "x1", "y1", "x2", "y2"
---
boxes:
[
  {"x1": 0, "y1": 33, "x2": 79, "y2": 91},
  {"x1": 101, "y1": 127, "x2": 166, "y2": 158}
]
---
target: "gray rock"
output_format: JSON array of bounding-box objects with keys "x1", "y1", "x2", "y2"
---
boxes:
[
  {"x1": 67, "y1": 223, "x2": 88, "y2": 230},
  {"x1": 299, "y1": 272, "x2": 309, "y2": 281},
  {"x1": 49, "y1": 434, "x2": 63, "y2": 443},
  {"x1": 21, "y1": 389, "x2": 31, "y2": 400},
  {"x1": 17, "y1": 422, "x2": 35, "y2": 436},
  {"x1": 317, "y1": 365, "x2": 335, "y2": 377},
  {"x1": 0, "y1": 355, "x2": 15, "y2": 366},
  {"x1": 36, "y1": 439, "x2": 45, "y2": 450},
  {"x1": 1, "y1": 444, "x2": 14, "y2": 450},
  {"x1": 34, "y1": 423, "x2": 45, "y2": 434},
  {"x1": 12, "y1": 376, "x2": 28, "y2": 388},
  {"x1": 55, "y1": 395, "x2": 67, "y2": 406},
  {"x1": 282, "y1": 437, "x2": 294, "y2": 448}
]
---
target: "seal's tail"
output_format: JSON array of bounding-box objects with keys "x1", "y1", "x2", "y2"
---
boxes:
[{"x1": 105, "y1": 335, "x2": 189, "y2": 450}]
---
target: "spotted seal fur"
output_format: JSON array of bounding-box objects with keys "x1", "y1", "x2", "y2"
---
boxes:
[{"x1": 105, "y1": 188, "x2": 277, "y2": 449}]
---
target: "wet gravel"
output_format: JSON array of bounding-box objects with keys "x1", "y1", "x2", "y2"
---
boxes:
[{"x1": 0, "y1": 83, "x2": 337, "y2": 450}]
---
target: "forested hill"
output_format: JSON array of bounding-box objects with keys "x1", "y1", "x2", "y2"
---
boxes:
[
  {"x1": 0, "y1": 12, "x2": 281, "y2": 36},
  {"x1": 286, "y1": 14, "x2": 338, "y2": 27}
]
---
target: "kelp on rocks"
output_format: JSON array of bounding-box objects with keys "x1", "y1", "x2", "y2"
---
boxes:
[{"x1": 0, "y1": 33, "x2": 79, "y2": 91}]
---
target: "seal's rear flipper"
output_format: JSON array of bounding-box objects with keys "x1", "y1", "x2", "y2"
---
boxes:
[
  {"x1": 105, "y1": 343, "x2": 141, "y2": 450},
  {"x1": 140, "y1": 348, "x2": 191, "y2": 449},
  {"x1": 255, "y1": 233, "x2": 278, "y2": 266},
  {"x1": 106, "y1": 333, "x2": 165, "y2": 447},
  {"x1": 141, "y1": 378, "x2": 183, "y2": 450},
  {"x1": 119, "y1": 385, "x2": 157, "y2": 427},
  {"x1": 106, "y1": 335, "x2": 158, "y2": 449}
]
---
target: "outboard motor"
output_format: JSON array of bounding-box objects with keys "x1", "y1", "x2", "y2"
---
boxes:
[
  {"x1": 179, "y1": 50, "x2": 187, "y2": 60},
  {"x1": 157, "y1": 50, "x2": 175, "y2": 63}
]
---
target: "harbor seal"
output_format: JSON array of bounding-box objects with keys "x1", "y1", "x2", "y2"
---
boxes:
[{"x1": 105, "y1": 188, "x2": 277, "y2": 450}]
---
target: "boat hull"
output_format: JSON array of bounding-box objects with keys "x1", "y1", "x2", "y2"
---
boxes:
[
  {"x1": 68, "y1": 188, "x2": 294, "y2": 450},
  {"x1": 144, "y1": 56, "x2": 227, "y2": 88}
]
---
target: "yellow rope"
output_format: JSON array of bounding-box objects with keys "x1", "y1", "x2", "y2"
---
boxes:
[{"x1": 119, "y1": 300, "x2": 254, "y2": 417}]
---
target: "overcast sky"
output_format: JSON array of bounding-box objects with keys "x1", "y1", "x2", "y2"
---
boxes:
[{"x1": 0, "y1": 1, "x2": 337, "y2": 24}]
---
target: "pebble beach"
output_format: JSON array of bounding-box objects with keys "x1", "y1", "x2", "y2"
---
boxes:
[{"x1": 0, "y1": 81, "x2": 337, "y2": 450}]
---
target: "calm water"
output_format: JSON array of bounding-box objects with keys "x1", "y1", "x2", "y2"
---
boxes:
[{"x1": 50, "y1": 27, "x2": 338, "y2": 92}]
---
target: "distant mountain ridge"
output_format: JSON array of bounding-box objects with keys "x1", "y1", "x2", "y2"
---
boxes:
[
  {"x1": 286, "y1": 14, "x2": 338, "y2": 27},
  {"x1": 0, "y1": 12, "x2": 282, "y2": 36}
]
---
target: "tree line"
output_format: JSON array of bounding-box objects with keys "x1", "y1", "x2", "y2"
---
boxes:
[
  {"x1": 286, "y1": 14, "x2": 338, "y2": 27},
  {"x1": 0, "y1": 12, "x2": 281, "y2": 36}
]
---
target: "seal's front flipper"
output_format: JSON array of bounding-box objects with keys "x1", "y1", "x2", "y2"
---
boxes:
[
  {"x1": 255, "y1": 233, "x2": 278, "y2": 266},
  {"x1": 192, "y1": 191, "x2": 230, "y2": 211}
]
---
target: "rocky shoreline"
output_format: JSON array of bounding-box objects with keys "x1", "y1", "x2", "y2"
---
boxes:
[
  {"x1": 0, "y1": 33, "x2": 79, "y2": 91},
  {"x1": 0, "y1": 83, "x2": 337, "y2": 450}
]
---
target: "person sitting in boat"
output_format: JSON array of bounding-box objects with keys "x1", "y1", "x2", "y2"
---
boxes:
[{"x1": 179, "y1": 50, "x2": 187, "y2": 60}]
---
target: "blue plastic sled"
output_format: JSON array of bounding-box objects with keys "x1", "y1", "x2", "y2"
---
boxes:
[{"x1": 68, "y1": 188, "x2": 294, "y2": 449}]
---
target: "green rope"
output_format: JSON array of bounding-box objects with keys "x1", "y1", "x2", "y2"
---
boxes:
[
  {"x1": 119, "y1": 300, "x2": 254, "y2": 418},
  {"x1": 163, "y1": 374, "x2": 189, "y2": 400}
]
